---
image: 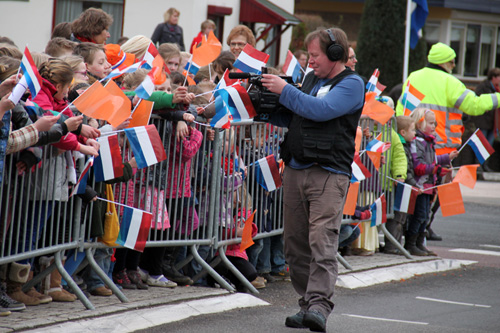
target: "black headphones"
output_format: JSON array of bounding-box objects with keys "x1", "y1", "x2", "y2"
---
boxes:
[{"x1": 325, "y1": 29, "x2": 344, "y2": 62}]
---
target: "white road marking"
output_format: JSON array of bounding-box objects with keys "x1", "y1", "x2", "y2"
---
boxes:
[
  {"x1": 342, "y1": 314, "x2": 428, "y2": 325},
  {"x1": 416, "y1": 296, "x2": 491, "y2": 308},
  {"x1": 480, "y1": 244, "x2": 500, "y2": 249},
  {"x1": 449, "y1": 248, "x2": 500, "y2": 256}
]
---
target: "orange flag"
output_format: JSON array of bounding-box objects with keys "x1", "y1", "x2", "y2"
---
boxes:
[
  {"x1": 182, "y1": 70, "x2": 196, "y2": 86},
  {"x1": 152, "y1": 54, "x2": 170, "y2": 76},
  {"x1": 362, "y1": 92, "x2": 394, "y2": 125},
  {"x1": 240, "y1": 210, "x2": 256, "y2": 252},
  {"x1": 366, "y1": 151, "x2": 382, "y2": 170},
  {"x1": 343, "y1": 182, "x2": 360, "y2": 215},
  {"x1": 103, "y1": 80, "x2": 132, "y2": 128},
  {"x1": 73, "y1": 81, "x2": 113, "y2": 120},
  {"x1": 128, "y1": 99, "x2": 153, "y2": 128},
  {"x1": 355, "y1": 126, "x2": 362, "y2": 152},
  {"x1": 192, "y1": 30, "x2": 222, "y2": 67},
  {"x1": 452, "y1": 164, "x2": 480, "y2": 189},
  {"x1": 437, "y1": 182, "x2": 465, "y2": 217}
]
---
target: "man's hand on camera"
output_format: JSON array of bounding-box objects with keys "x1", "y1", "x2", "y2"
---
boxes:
[{"x1": 261, "y1": 74, "x2": 287, "y2": 94}]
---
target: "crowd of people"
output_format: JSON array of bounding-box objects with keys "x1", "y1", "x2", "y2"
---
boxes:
[{"x1": 0, "y1": 5, "x2": 499, "y2": 332}]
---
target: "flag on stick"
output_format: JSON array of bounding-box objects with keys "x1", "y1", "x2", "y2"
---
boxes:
[
  {"x1": 233, "y1": 44, "x2": 270, "y2": 74},
  {"x1": 370, "y1": 194, "x2": 387, "y2": 227},
  {"x1": 365, "y1": 69, "x2": 386, "y2": 96},
  {"x1": 365, "y1": 138, "x2": 391, "y2": 153},
  {"x1": 240, "y1": 210, "x2": 256, "y2": 252},
  {"x1": 351, "y1": 153, "x2": 371, "y2": 182},
  {"x1": 343, "y1": 182, "x2": 360, "y2": 215},
  {"x1": 103, "y1": 60, "x2": 146, "y2": 81},
  {"x1": 437, "y1": 182, "x2": 465, "y2": 217},
  {"x1": 20, "y1": 46, "x2": 43, "y2": 98},
  {"x1": 93, "y1": 134, "x2": 123, "y2": 182},
  {"x1": 124, "y1": 125, "x2": 167, "y2": 169},
  {"x1": 401, "y1": 81, "x2": 425, "y2": 116},
  {"x1": 282, "y1": 50, "x2": 302, "y2": 83},
  {"x1": 116, "y1": 206, "x2": 152, "y2": 252},
  {"x1": 210, "y1": 95, "x2": 232, "y2": 129},
  {"x1": 452, "y1": 164, "x2": 480, "y2": 189},
  {"x1": 466, "y1": 129, "x2": 495, "y2": 165},
  {"x1": 362, "y1": 92, "x2": 394, "y2": 125},
  {"x1": 252, "y1": 155, "x2": 282, "y2": 192},
  {"x1": 393, "y1": 183, "x2": 418, "y2": 214},
  {"x1": 128, "y1": 99, "x2": 153, "y2": 128},
  {"x1": 141, "y1": 42, "x2": 159, "y2": 69},
  {"x1": 70, "y1": 157, "x2": 94, "y2": 197},
  {"x1": 215, "y1": 84, "x2": 257, "y2": 122}
]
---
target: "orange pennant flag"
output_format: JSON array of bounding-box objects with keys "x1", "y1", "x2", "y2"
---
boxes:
[
  {"x1": 452, "y1": 164, "x2": 480, "y2": 189},
  {"x1": 128, "y1": 99, "x2": 153, "y2": 128},
  {"x1": 343, "y1": 182, "x2": 360, "y2": 215},
  {"x1": 182, "y1": 70, "x2": 196, "y2": 86},
  {"x1": 73, "y1": 81, "x2": 113, "y2": 120},
  {"x1": 152, "y1": 54, "x2": 170, "y2": 75},
  {"x1": 437, "y1": 182, "x2": 465, "y2": 217},
  {"x1": 192, "y1": 30, "x2": 222, "y2": 67},
  {"x1": 240, "y1": 210, "x2": 256, "y2": 252},
  {"x1": 103, "y1": 80, "x2": 132, "y2": 128},
  {"x1": 355, "y1": 126, "x2": 362, "y2": 152},
  {"x1": 149, "y1": 66, "x2": 166, "y2": 85},
  {"x1": 362, "y1": 92, "x2": 394, "y2": 125},
  {"x1": 366, "y1": 151, "x2": 382, "y2": 170}
]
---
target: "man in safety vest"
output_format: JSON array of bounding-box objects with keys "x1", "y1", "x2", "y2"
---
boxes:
[{"x1": 396, "y1": 42, "x2": 500, "y2": 156}]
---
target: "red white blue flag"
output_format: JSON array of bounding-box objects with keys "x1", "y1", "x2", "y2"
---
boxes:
[
  {"x1": 393, "y1": 183, "x2": 417, "y2": 214},
  {"x1": 365, "y1": 69, "x2": 386, "y2": 96},
  {"x1": 282, "y1": 50, "x2": 302, "y2": 83},
  {"x1": 401, "y1": 80, "x2": 425, "y2": 116},
  {"x1": 365, "y1": 138, "x2": 391, "y2": 153},
  {"x1": 116, "y1": 206, "x2": 152, "y2": 252},
  {"x1": 70, "y1": 157, "x2": 94, "y2": 197},
  {"x1": 351, "y1": 153, "x2": 371, "y2": 182},
  {"x1": 141, "y1": 42, "x2": 159, "y2": 69},
  {"x1": 215, "y1": 69, "x2": 239, "y2": 90},
  {"x1": 233, "y1": 44, "x2": 269, "y2": 74},
  {"x1": 215, "y1": 83, "x2": 257, "y2": 122},
  {"x1": 210, "y1": 95, "x2": 232, "y2": 129},
  {"x1": 124, "y1": 125, "x2": 167, "y2": 169},
  {"x1": 134, "y1": 69, "x2": 156, "y2": 100},
  {"x1": 103, "y1": 60, "x2": 146, "y2": 81},
  {"x1": 252, "y1": 155, "x2": 282, "y2": 192},
  {"x1": 467, "y1": 129, "x2": 495, "y2": 164},
  {"x1": 13, "y1": 46, "x2": 43, "y2": 102},
  {"x1": 184, "y1": 54, "x2": 200, "y2": 75},
  {"x1": 93, "y1": 134, "x2": 123, "y2": 182},
  {"x1": 370, "y1": 194, "x2": 387, "y2": 227}
]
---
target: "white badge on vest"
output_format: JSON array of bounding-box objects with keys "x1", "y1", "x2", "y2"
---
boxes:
[{"x1": 317, "y1": 85, "x2": 331, "y2": 98}]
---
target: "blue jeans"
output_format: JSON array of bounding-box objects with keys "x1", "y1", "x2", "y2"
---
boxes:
[
  {"x1": 407, "y1": 194, "x2": 431, "y2": 236},
  {"x1": 83, "y1": 248, "x2": 113, "y2": 291},
  {"x1": 256, "y1": 235, "x2": 286, "y2": 274},
  {"x1": 339, "y1": 225, "x2": 360, "y2": 248},
  {"x1": 246, "y1": 238, "x2": 263, "y2": 268}
]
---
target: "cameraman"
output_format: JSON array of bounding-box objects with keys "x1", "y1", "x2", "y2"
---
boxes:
[{"x1": 260, "y1": 27, "x2": 364, "y2": 332}]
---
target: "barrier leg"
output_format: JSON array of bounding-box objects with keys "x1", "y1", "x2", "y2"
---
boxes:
[
  {"x1": 190, "y1": 245, "x2": 235, "y2": 292},
  {"x1": 337, "y1": 252, "x2": 353, "y2": 270},
  {"x1": 54, "y1": 251, "x2": 95, "y2": 310},
  {"x1": 379, "y1": 224, "x2": 413, "y2": 259},
  {"x1": 85, "y1": 247, "x2": 128, "y2": 303}
]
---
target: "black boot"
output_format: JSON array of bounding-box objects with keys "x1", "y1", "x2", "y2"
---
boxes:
[
  {"x1": 162, "y1": 247, "x2": 193, "y2": 286},
  {"x1": 404, "y1": 234, "x2": 428, "y2": 256},
  {"x1": 416, "y1": 233, "x2": 437, "y2": 256},
  {"x1": 426, "y1": 227, "x2": 442, "y2": 241}
]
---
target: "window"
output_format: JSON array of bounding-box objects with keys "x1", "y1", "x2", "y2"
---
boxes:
[
  {"x1": 464, "y1": 24, "x2": 480, "y2": 77},
  {"x1": 479, "y1": 26, "x2": 494, "y2": 76},
  {"x1": 450, "y1": 24, "x2": 465, "y2": 75},
  {"x1": 496, "y1": 27, "x2": 500, "y2": 69}
]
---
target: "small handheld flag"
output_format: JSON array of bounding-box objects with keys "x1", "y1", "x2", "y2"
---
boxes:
[
  {"x1": 365, "y1": 138, "x2": 391, "y2": 153},
  {"x1": 401, "y1": 81, "x2": 425, "y2": 116},
  {"x1": 116, "y1": 206, "x2": 152, "y2": 252},
  {"x1": 252, "y1": 155, "x2": 282, "y2": 192},
  {"x1": 465, "y1": 129, "x2": 495, "y2": 165},
  {"x1": 93, "y1": 134, "x2": 123, "y2": 182},
  {"x1": 365, "y1": 69, "x2": 386, "y2": 96},
  {"x1": 233, "y1": 44, "x2": 270, "y2": 74},
  {"x1": 103, "y1": 60, "x2": 146, "y2": 81},
  {"x1": 393, "y1": 183, "x2": 417, "y2": 214},
  {"x1": 124, "y1": 125, "x2": 167, "y2": 169},
  {"x1": 215, "y1": 84, "x2": 257, "y2": 122},
  {"x1": 210, "y1": 95, "x2": 232, "y2": 129},
  {"x1": 141, "y1": 42, "x2": 159, "y2": 69},
  {"x1": 70, "y1": 157, "x2": 94, "y2": 197},
  {"x1": 351, "y1": 153, "x2": 372, "y2": 182},
  {"x1": 282, "y1": 50, "x2": 302, "y2": 83},
  {"x1": 10, "y1": 46, "x2": 43, "y2": 104},
  {"x1": 370, "y1": 194, "x2": 387, "y2": 227}
]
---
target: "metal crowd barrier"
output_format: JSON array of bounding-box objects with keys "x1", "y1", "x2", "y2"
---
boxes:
[{"x1": 0, "y1": 115, "x2": 402, "y2": 309}]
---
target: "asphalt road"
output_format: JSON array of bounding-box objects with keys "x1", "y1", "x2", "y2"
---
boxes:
[{"x1": 139, "y1": 182, "x2": 500, "y2": 333}]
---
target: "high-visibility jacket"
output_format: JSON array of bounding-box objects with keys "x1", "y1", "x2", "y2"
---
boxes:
[{"x1": 396, "y1": 66, "x2": 500, "y2": 155}]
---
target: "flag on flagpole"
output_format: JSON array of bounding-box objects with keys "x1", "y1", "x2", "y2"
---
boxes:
[
  {"x1": 252, "y1": 155, "x2": 282, "y2": 192},
  {"x1": 466, "y1": 129, "x2": 495, "y2": 165},
  {"x1": 215, "y1": 84, "x2": 257, "y2": 122},
  {"x1": 124, "y1": 125, "x2": 167, "y2": 169},
  {"x1": 70, "y1": 157, "x2": 94, "y2": 197},
  {"x1": 141, "y1": 42, "x2": 159, "y2": 69},
  {"x1": 116, "y1": 206, "x2": 152, "y2": 252},
  {"x1": 365, "y1": 138, "x2": 391, "y2": 153},
  {"x1": 186, "y1": 31, "x2": 222, "y2": 74},
  {"x1": 343, "y1": 182, "x2": 360, "y2": 215},
  {"x1": 282, "y1": 50, "x2": 302, "y2": 83},
  {"x1": 452, "y1": 164, "x2": 480, "y2": 189},
  {"x1": 20, "y1": 46, "x2": 43, "y2": 99},
  {"x1": 233, "y1": 44, "x2": 270, "y2": 74},
  {"x1": 437, "y1": 182, "x2": 465, "y2": 217},
  {"x1": 410, "y1": 0, "x2": 429, "y2": 49},
  {"x1": 393, "y1": 183, "x2": 418, "y2": 214},
  {"x1": 93, "y1": 134, "x2": 123, "y2": 182},
  {"x1": 401, "y1": 81, "x2": 425, "y2": 116},
  {"x1": 365, "y1": 69, "x2": 386, "y2": 96},
  {"x1": 103, "y1": 60, "x2": 146, "y2": 81},
  {"x1": 240, "y1": 210, "x2": 256, "y2": 252},
  {"x1": 351, "y1": 153, "x2": 371, "y2": 182},
  {"x1": 210, "y1": 95, "x2": 232, "y2": 129},
  {"x1": 370, "y1": 194, "x2": 387, "y2": 227}
]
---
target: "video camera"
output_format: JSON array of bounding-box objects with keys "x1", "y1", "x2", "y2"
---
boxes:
[{"x1": 228, "y1": 67, "x2": 296, "y2": 115}]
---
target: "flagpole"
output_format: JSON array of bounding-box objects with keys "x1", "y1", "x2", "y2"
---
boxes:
[
  {"x1": 457, "y1": 128, "x2": 480, "y2": 154},
  {"x1": 130, "y1": 98, "x2": 142, "y2": 115},
  {"x1": 183, "y1": 55, "x2": 193, "y2": 86},
  {"x1": 403, "y1": 0, "x2": 412, "y2": 83}
]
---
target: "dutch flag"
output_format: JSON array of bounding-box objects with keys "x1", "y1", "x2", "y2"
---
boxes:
[
  {"x1": 210, "y1": 95, "x2": 232, "y2": 129},
  {"x1": 282, "y1": 50, "x2": 302, "y2": 83},
  {"x1": 365, "y1": 138, "x2": 391, "y2": 153},
  {"x1": 134, "y1": 69, "x2": 156, "y2": 100},
  {"x1": 116, "y1": 206, "x2": 152, "y2": 252},
  {"x1": 215, "y1": 83, "x2": 257, "y2": 122},
  {"x1": 467, "y1": 129, "x2": 495, "y2": 165},
  {"x1": 252, "y1": 155, "x2": 282, "y2": 192},
  {"x1": 365, "y1": 69, "x2": 386, "y2": 96},
  {"x1": 70, "y1": 157, "x2": 94, "y2": 197},
  {"x1": 401, "y1": 81, "x2": 425, "y2": 116},
  {"x1": 103, "y1": 60, "x2": 146, "y2": 81},
  {"x1": 93, "y1": 134, "x2": 124, "y2": 182},
  {"x1": 233, "y1": 44, "x2": 270, "y2": 75},
  {"x1": 393, "y1": 183, "x2": 417, "y2": 214},
  {"x1": 124, "y1": 125, "x2": 167, "y2": 169},
  {"x1": 141, "y1": 42, "x2": 159, "y2": 69},
  {"x1": 370, "y1": 194, "x2": 387, "y2": 227},
  {"x1": 351, "y1": 153, "x2": 372, "y2": 182}
]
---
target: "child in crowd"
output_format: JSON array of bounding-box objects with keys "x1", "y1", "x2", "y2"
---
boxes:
[
  {"x1": 44, "y1": 37, "x2": 77, "y2": 58},
  {"x1": 73, "y1": 42, "x2": 111, "y2": 84},
  {"x1": 405, "y1": 108, "x2": 458, "y2": 256},
  {"x1": 158, "y1": 43, "x2": 181, "y2": 74}
]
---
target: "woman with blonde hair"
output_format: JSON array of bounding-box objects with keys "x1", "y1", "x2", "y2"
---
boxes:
[
  {"x1": 151, "y1": 8, "x2": 185, "y2": 51},
  {"x1": 121, "y1": 35, "x2": 153, "y2": 61}
]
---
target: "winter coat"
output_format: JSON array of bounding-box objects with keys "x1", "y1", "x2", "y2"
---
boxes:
[
  {"x1": 398, "y1": 133, "x2": 418, "y2": 187},
  {"x1": 470, "y1": 79, "x2": 498, "y2": 131},
  {"x1": 151, "y1": 22, "x2": 185, "y2": 51}
]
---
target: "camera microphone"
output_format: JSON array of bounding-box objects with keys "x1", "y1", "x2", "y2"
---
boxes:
[{"x1": 228, "y1": 72, "x2": 254, "y2": 79}]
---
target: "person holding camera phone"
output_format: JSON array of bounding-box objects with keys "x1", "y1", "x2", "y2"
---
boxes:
[{"x1": 260, "y1": 27, "x2": 365, "y2": 332}]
